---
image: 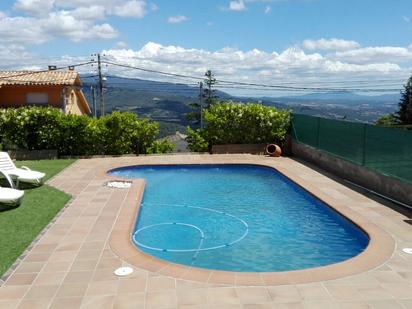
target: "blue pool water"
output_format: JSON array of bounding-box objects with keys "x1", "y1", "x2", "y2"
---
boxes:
[{"x1": 109, "y1": 164, "x2": 369, "y2": 272}]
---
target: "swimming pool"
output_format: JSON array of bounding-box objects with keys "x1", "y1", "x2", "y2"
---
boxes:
[{"x1": 109, "y1": 164, "x2": 369, "y2": 272}]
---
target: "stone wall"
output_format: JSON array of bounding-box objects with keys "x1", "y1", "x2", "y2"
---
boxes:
[{"x1": 291, "y1": 141, "x2": 412, "y2": 206}]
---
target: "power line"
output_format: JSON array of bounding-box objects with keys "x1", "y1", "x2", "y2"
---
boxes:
[{"x1": 102, "y1": 60, "x2": 204, "y2": 81}]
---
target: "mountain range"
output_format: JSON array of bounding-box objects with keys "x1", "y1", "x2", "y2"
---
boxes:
[{"x1": 81, "y1": 75, "x2": 400, "y2": 137}]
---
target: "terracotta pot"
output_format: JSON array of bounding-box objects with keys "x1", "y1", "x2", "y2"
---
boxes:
[{"x1": 265, "y1": 144, "x2": 282, "y2": 157}]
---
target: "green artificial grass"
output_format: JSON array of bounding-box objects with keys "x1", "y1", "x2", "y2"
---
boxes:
[{"x1": 0, "y1": 159, "x2": 76, "y2": 277}]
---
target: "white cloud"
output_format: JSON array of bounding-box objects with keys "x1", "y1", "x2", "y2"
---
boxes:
[
  {"x1": 0, "y1": 0, "x2": 157, "y2": 46},
  {"x1": 229, "y1": 0, "x2": 246, "y2": 11},
  {"x1": 112, "y1": 0, "x2": 147, "y2": 18},
  {"x1": 99, "y1": 42, "x2": 410, "y2": 96},
  {"x1": 303, "y1": 38, "x2": 361, "y2": 51},
  {"x1": 0, "y1": 10, "x2": 118, "y2": 45},
  {"x1": 264, "y1": 6, "x2": 271, "y2": 14},
  {"x1": 167, "y1": 15, "x2": 188, "y2": 24},
  {"x1": 14, "y1": 0, "x2": 54, "y2": 17},
  {"x1": 332, "y1": 47, "x2": 412, "y2": 64},
  {"x1": 72, "y1": 5, "x2": 106, "y2": 20}
]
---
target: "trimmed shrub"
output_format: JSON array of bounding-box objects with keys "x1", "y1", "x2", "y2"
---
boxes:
[
  {"x1": 186, "y1": 102, "x2": 291, "y2": 151},
  {"x1": 0, "y1": 107, "x2": 174, "y2": 156}
]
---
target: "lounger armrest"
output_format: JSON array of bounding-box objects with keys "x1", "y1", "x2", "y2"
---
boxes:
[
  {"x1": 0, "y1": 170, "x2": 16, "y2": 189},
  {"x1": 20, "y1": 166, "x2": 32, "y2": 171}
]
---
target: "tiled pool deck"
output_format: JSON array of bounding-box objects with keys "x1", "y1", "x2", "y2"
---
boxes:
[{"x1": 1, "y1": 154, "x2": 411, "y2": 309}]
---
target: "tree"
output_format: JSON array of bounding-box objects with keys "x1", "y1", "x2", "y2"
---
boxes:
[
  {"x1": 375, "y1": 114, "x2": 396, "y2": 126},
  {"x1": 203, "y1": 70, "x2": 217, "y2": 108},
  {"x1": 185, "y1": 70, "x2": 218, "y2": 128},
  {"x1": 395, "y1": 76, "x2": 412, "y2": 125}
]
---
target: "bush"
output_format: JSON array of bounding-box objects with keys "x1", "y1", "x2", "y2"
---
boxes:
[
  {"x1": 186, "y1": 128, "x2": 209, "y2": 152},
  {"x1": 186, "y1": 102, "x2": 291, "y2": 151},
  {"x1": 147, "y1": 140, "x2": 175, "y2": 154},
  {"x1": 0, "y1": 107, "x2": 173, "y2": 156}
]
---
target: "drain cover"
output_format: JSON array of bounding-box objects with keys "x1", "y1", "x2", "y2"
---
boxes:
[
  {"x1": 106, "y1": 181, "x2": 132, "y2": 189},
  {"x1": 114, "y1": 267, "x2": 134, "y2": 276},
  {"x1": 402, "y1": 248, "x2": 412, "y2": 255}
]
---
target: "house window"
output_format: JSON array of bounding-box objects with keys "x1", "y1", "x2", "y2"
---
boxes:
[{"x1": 26, "y1": 93, "x2": 48, "y2": 105}]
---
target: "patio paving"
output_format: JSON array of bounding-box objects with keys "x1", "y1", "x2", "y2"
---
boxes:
[{"x1": 0, "y1": 154, "x2": 411, "y2": 309}]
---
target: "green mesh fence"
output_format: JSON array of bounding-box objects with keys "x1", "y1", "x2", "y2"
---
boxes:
[{"x1": 292, "y1": 114, "x2": 412, "y2": 184}]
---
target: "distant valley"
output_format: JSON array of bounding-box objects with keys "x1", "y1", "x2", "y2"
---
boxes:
[{"x1": 82, "y1": 76, "x2": 400, "y2": 137}]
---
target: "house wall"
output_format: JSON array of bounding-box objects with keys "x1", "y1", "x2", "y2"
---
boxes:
[
  {"x1": 65, "y1": 88, "x2": 89, "y2": 115},
  {"x1": 0, "y1": 85, "x2": 63, "y2": 109}
]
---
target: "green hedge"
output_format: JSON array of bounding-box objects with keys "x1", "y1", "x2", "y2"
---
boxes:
[
  {"x1": 0, "y1": 107, "x2": 174, "y2": 155},
  {"x1": 187, "y1": 102, "x2": 291, "y2": 152}
]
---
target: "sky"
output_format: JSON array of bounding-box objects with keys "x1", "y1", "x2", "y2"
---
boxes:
[{"x1": 0, "y1": 0, "x2": 412, "y2": 95}]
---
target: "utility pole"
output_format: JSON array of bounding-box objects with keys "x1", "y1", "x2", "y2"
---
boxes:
[
  {"x1": 199, "y1": 82, "x2": 204, "y2": 129},
  {"x1": 97, "y1": 53, "x2": 104, "y2": 117},
  {"x1": 91, "y1": 86, "x2": 97, "y2": 118}
]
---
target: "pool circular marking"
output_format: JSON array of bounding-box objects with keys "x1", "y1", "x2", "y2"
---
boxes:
[{"x1": 133, "y1": 203, "x2": 249, "y2": 252}]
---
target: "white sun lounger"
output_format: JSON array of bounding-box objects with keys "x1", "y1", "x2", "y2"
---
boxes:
[
  {"x1": 0, "y1": 170, "x2": 24, "y2": 205},
  {"x1": 0, "y1": 187, "x2": 24, "y2": 205},
  {"x1": 0, "y1": 152, "x2": 46, "y2": 187}
]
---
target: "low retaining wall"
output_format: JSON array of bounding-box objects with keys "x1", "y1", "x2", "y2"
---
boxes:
[
  {"x1": 8, "y1": 150, "x2": 58, "y2": 160},
  {"x1": 291, "y1": 141, "x2": 412, "y2": 206},
  {"x1": 212, "y1": 144, "x2": 267, "y2": 155}
]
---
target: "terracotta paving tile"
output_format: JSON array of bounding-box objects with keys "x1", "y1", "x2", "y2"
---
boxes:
[
  {"x1": 358, "y1": 286, "x2": 394, "y2": 301},
  {"x1": 33, "y1": 272, "x2": 66, "y2": 286},
  {"x1": 0, "y1": 299, "x2": 20, "y2": 309},
  {"x1": 235, "y1": 287, "x2": 271, "y2": 304},
  {"x1": 49, "y1": 297, "x2": 83, "y2": 309},
  {"x1": 177, "y1": 288, "x2": 206, "y2": 305},
  {"x1": 41, "y1": 261, "x2": 72, "y2": 273},
  {"x1": 0, "y1": 285, "x2": 30, "y2": 299},
  {"x1": 147, "y1": 276, "x2": 176, "y2": 292},
  {"x1": 366, "y1": 300, "x2": 404, "y2": 309},
  {"x1": 117, "y1": 277, "x2": 147, "y2": 294},
  {"x1": 55, "y1": 283, "x2": 88, "y2": 298},
  {"x1": 113, "y1": 292, "x2": 145, "y2": 308},
  {"x1": 96, "y1": 258, "x2": 123, "y2": 270},
  {"x1": 398, "y1": 299, "x2": 412, "y2": 309},
  {"x1": 303, "y1": 300, "x2": 339, "y2": 309},
  {"x1": 267, "y1": 285, "x2": 301, "y2": 303},
  {"x1": 16, "y1": 298, "x2": 52, "y2": 309},
  {"x1": 62, "y1": 271, "x2": 94, "y2": 284},
  {"x1": 81, "y1": 295, "x2": 115, "y2": 309},
  {"x1": 208, "y1": 271, "x2": 236, "y2": 285},
  {"x1": 206, "y1": 287, "x2": 240, "y2": 304},
  {"x1": 274, "y1": 303, "x2": 305, "y2": 309},
  {"x1": 86, "y1": 280, "x2": 118, "y2": 296},
  {"x1": 297, "y1": 283, "x2": 331, "y2": 301},
  {"x1": 14, "y1": 262, "x2": 44, "y2": 274},
  {"x1": 24, "y1": 253, "x2": 50, "y2": 263},
  {"x1": 242, "y1": 303, "x2": 275, "y2": 309},
  {"x1": 24, "y1": 284, "x2": 59, "y2": 299},
  {"x1": 70, "y1": 260, "x2": 98, "y2": 272},
  {"x1": 337, "y1": 301, "x2": 371, "y2": 309},
  {"x1": 146, "y1": 290, "x2": 177, "y2": 308},
  {"x1": 326, "y1": 285, "x2": 364, "y2": 301},
  {"x1": 5, "y1": 273, "x2": 37, "y2": 286}
]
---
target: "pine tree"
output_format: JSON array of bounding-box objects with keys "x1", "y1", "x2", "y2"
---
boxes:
[
  {"x1": 203, "y1": 70, "x2": 217, "y2": 108},
  {"x1": 395, "y1": 76, "x2": 412, "y2": 125},
  {"x1": 185, "y1": 71, "x2": 218, "y2": 127}
]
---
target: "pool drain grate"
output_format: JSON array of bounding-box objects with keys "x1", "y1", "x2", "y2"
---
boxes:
[
  {"x1": 402, "y1": 248, "x2": 412, "y2": 255},
  {"x1": 114, "y1": 267, "x2": 134, "y2": 276}
]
